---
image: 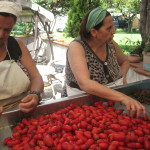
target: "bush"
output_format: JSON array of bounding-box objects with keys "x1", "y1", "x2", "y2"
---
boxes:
[{"x1": 65, "y1": 0, "x2": 101, "y2": 38}]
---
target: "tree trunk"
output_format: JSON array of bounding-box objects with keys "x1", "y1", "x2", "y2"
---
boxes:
[{"x1": 140, "y1": 0, "x2": 150, "y2": 43}]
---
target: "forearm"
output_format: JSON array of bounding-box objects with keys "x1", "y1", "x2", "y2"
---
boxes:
[
  {"x1": 29, "y1": 75, "x2": 44, "y2": 92},
  {"x1": 120, "y1": 60, "x2": 130, "y2": 78},
  {"x1": 80, "y1": 80, "x2": 126, "y2": 103}
]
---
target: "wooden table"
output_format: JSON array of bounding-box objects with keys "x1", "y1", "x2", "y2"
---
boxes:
[{"x1": 130, "y1": 62, "x2": 150, "y2": 77}]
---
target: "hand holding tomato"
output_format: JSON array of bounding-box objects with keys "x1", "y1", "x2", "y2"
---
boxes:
[
  {"x1": 120, "y1": 95, "x2": 146, "y2": 118},
  {"x1": 18, "y1": 94, "x2": 39, "y2": 113}
]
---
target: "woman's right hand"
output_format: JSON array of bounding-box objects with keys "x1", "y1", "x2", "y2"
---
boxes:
[
  {"x1": 120, "y1": 95, "x2": 146, "y2": 118},
  {"x1": 0, "y1": 106, "x2": 3, "y2": 115}
]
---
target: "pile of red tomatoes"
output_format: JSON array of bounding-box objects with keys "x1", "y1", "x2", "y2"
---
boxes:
[{"x1": 4, "y1": 101, "x2": 150, "y2": 150}]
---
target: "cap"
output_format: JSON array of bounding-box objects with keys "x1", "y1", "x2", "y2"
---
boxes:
[{"x1": 0, "y1": 1, "x2": 22, "y2": 17}]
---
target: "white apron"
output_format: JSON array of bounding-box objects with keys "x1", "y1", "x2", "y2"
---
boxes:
[
  {"x1": 0, "y1": 46, "x2": 30, "y2": 110},
  {"x1": 66, "y1": 67, "x2": 150, "y2": 96}
]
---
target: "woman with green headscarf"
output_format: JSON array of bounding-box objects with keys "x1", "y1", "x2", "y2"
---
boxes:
[{"x1": 62, "y1": 6, "x2": 147, "y2": 118}]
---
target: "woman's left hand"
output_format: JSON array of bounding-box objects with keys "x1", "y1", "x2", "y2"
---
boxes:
[{"x1": 18, "y1": 94, "x2": 40, "y2": 113}]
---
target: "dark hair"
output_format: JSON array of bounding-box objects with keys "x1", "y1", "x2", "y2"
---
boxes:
[
  {"x1": 79, "y1": 10, "x2": 111, "y2": 40},
  {"x1": 0, "y1": 12, "x2": 17, "y2": 23}
]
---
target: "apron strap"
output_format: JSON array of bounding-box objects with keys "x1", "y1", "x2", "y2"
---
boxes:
[{"x1": 5, "y1": 42, "x2": 12, "y2": 61}]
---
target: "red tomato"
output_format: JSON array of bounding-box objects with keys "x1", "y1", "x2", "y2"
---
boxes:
[
  {"x1": 12, "y1": 132, "x2": 20, "y2": 138},
  {"x1": 107, "y1": 107, "x2": 115, "y2": 112},
  {"x1": 144, "y1": 140, "x2": 150, "y2": 150},
  {"x1": 62, "y1": 142, "x2": 74, "y2": 150},
  {"x1": 93, "y1": 133, "x2": 100, "y2": 140},
  {"x1": 63, "y1": 125, "x2": 73, "y2": 132},
  {"x1": 40, "y1": 146, "x2": 49, "y2": 150},
  {"x1": 127, "y1": 142, "x2": 136, "y2": 149},
  {"x1": 29, "y1": 139, "x2": 36, "y2": 147},
  {"x1": 134, "y1": 129, "x2": 144, "y2": 137},
  {"x1": 147, "y1": 123, "x2": 150, "y2": 129},
  {"x1": 76, "y1": 139, "x2": 83, "y2": 145},
  {"x1": 135, "y1": 142, "x2": 143, "y2": 149},
  {"x1": 97, "y1": 138, "x2": 108, "y2": 144},
  {"x1": 39, "y1": 120, "x2": 47, "y2": 126},
  {"x1": 85, "y1": 139, "x2": 94, "y2": 146},
  {"x1": 72, "y1": 124, "x2": 78, "y2": 130},
  {"x1": 138, "y1": 137, "x2": 145, "y2": 143},
  {"x1": 116, "y1": 109, "x2": 124, "y2": 115},
  {"x1": 43, "y1": 134, "x2": 54, "y2": 147},
  {"x1": 37, "y1": 126, "x2": 45, "y2": 134},
  {"x1": 99, "y1": 133, "x2": 107, "y2": 139},
  {"x1": 84, "y1": 131, "x2": 92, "y2": 138},
  {"x1": 110, "y1": 132, "x2": 125, "y2": 141},
  {"x1": 87, "y1": 124, "x2": 93, "y2": 131},
  {"x1": 108, "y1": 100, "x2": 115, "y2": 106},
  {"x1": 80, "y1": 144, "x2": 88, "y2": 150},
  {"x1": 99, "y1": 142, "x2": 109, "y2": 149},
  {"x1": 74, "y1": 144, "x2": 81, "y2": 150},
  {"x1": 3, "y1": 137, "x2": 12, "y2": 145},
  {"x1": 92, "y1": 127, "x2": 102, "y2": 134},
  {"x1": 12, "y1": 144, "x2": 22, "y2": 150},
  {"x1": 105, "y1": 129, "x2": 114, "y2": 134},
  {"x1": 143, "y1": 128, "x2": 150, "y2": 134},
  {"x1": 37, "y1": 140, "x2": 45, "y2": 146},
  {"x1": 6, "y1": 140, "x2": 15, "y2": 147},
  {"x1": 56, "y1": 143, "x2": 62, "y2": 150},
  {"x1": 118, "y1": 146, "x2": 125, "y2": 150},
  {"x1": 110, "y1": 141, "x2": 120, "y2": 146},
  {"x1": 34, "y1": 146, "x2": 41, "y2": 150},
  {"x1": 76, "y1": 134, "x2": 87, "y2": 143},
  {"x1": 49, "y1": 125, "x2": 61, "y2": 133},
  {"x1": 108, "y1": 145, "x2": 117, "y2": 150},
  {"x1": 78, "y1": 114, "x2": 86, "y2": 121},
  {"x1": 110, "y1": 124, "x2": 121, "y2": 131},
  {"x1": 80, "y1": 121, "x2": 88, "y2": 129}
]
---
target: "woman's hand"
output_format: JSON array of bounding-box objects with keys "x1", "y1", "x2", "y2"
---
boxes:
[
  {"x1": 120, "y1": 95, "x2": 146, "y2": 118},
  {"x1": 0, "y1": 106, "x2": 3, "y2": 115},
  {"x1": 18, "y1": 94, "x2": 40, "y2": 113},
  {"x1": 122, "y1": 76, "x2": 127, "y2": 84}
]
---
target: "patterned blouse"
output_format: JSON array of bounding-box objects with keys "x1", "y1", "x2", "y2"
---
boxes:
[
  {"x1": 4, "y1": 36, "x2": 29, "y2": 78},
  {"x1": 62, "y1": 39, "x2": 122, "y2": 97}
]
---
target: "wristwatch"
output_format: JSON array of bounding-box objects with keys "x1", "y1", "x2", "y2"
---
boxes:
[{"x1": 29, "y1": 91, "x2": 42, "y2": 101}]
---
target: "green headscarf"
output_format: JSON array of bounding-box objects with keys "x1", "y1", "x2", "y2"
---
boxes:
[{"x1": 86, "y1": 6, "x2": 107, "y2": 32}]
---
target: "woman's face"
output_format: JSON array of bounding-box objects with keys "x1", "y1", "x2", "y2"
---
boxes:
[
  {"x1": 94, "y1": 16, "x2": 116, "y2": 43},
  {"x1": 0, "y1": 16, "x2": 15, "y2": 46}
]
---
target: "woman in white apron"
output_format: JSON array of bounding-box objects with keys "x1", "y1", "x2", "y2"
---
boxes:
[
  {"x1": 62, "y1": 6, "x2": 149, "y2": 118},
  {"x1": 0, "y1": 1, "x2": 44, "y2": 114}
]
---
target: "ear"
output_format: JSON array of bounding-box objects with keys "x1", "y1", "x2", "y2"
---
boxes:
[{"x1": 90, "y1": 28, "x2": 98, "y2": 38}]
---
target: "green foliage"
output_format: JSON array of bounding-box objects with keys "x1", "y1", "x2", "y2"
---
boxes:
[
  {"x1": 64, "y1": 0, "x2": 140, "y2": 38},
  {"x1": 114, "y1": 29, "x2": 142, "y2": 54},
  {"x1": 104, "y1": 0, "x2": 140, "y2": 13},
  {"x1": 31, "y1": 0, "x2": 70, "y2": 17},
  {"x1": 65, "y1": 0, "x2": 101, "y2": 38},
  {"x1": 125, "y1": 0, "x2": 140, "y2": 13},
  {"x1": 30, "y1": 0, "x2": 140, "y2": 38},
  {"x1": 11, "y1": 22, "x2": 34, "y2": 36},
  {"x1": 119, "y1": 37, "x2": 141, "y2": 54}
]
